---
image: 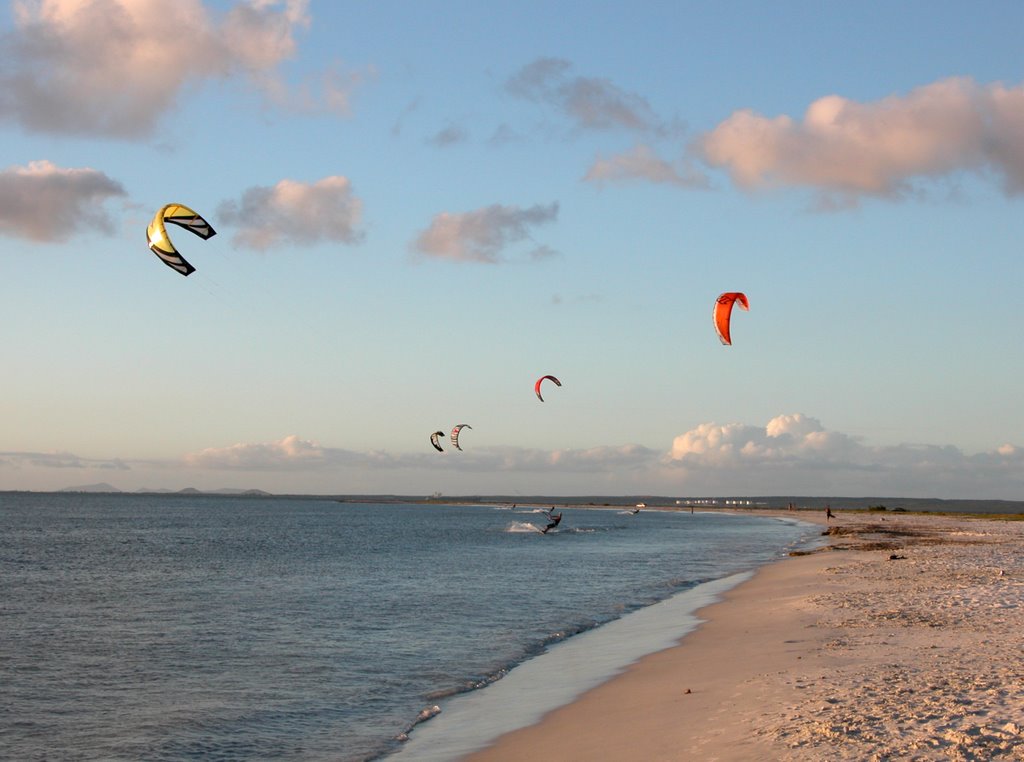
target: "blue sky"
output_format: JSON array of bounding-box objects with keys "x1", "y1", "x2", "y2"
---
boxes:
[{"x1": 2, "y1": 0, "x2": 1024, "y2": 497}]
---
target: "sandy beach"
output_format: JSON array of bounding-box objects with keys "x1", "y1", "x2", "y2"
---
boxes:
[{"x1": 468, "y1": 510, "x2": 1024, "y2": 761}]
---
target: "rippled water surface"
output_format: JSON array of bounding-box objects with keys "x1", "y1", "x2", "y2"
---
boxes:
[{"x1": 0, "y1": 493, "x2": 816, "y2": 760}]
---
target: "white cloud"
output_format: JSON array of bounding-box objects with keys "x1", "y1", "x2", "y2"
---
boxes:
[
  {"x1": 178, "y1": 437, "x2": 662, "y2": 476},
  {"x1": 6, "y1": 420, "x2": 1023, "y2": 498},
  {"x1": 0, "y1": 0, "x2": 354, "y2": 138},
  {"x1": 183, "y1": 434, "x2": 332, "y2": 469},
  {"x1": 506, "y1": 57, "x2": 677, "y2": 135},
  {"x1": 697, "y1": 76, "x2": 1024, "y2": 206},
  {"x1": 170, "y1": 423, "x2": 1024, "y2": 498},
  {"x1": 412, "y1": 202, "x2": 558, "y2": 263},
  {"x1": 667, "y1": 414, "x2": 859, "y2": 465},
  {"x1": 664, "y1": 414, "x2": 1024, "y2": 497},
  {"x1": 584, "y1": 144, "x2": 709, "y2": 188},
  {"x1": 0, "y1": 160, "x2": 126, "y2": 241},
  {"x1": 217, "y1": 175, "x2": 364, "y2": 250}
]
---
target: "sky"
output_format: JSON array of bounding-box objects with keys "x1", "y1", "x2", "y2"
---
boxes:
[{"x1": 2, "y1": 0, "x2": 1024, "y2": 498}]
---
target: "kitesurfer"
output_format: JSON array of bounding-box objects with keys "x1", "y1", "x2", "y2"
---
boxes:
[{"x1": 542, "y1": 512, "x2": 562, "y2": 534}]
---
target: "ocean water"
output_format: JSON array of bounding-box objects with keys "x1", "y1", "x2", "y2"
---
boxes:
[{"x1": 0, "y1": 493, "x2": 817, "y2": 761}]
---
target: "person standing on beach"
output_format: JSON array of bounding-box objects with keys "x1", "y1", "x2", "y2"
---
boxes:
[{"x1": 826, "y1": 505, "x2": 834, "y2": 521}]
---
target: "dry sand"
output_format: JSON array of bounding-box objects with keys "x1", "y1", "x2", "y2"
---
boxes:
[{"x1": 468, "y1": 511, "x2": 1024, "y2": 761}]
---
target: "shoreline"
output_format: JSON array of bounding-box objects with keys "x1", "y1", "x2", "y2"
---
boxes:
[
  {"x1": 390, "y1": 571, "x2": 758, "y2": 761},
  {"x1": 465, "y1": 511, "x2": 1024, "y2": 761},
  {"x1": 390, "y1": 510, "x2": 818, "y2": 760}
]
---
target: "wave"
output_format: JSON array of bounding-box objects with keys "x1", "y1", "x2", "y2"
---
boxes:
[{"x1": 505, "y1": 521, "x2": 543, "y2": 534}]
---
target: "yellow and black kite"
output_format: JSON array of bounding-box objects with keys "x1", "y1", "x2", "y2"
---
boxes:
[{"x1": 147, "y1": 203, "x2": 216, "y2": 276}]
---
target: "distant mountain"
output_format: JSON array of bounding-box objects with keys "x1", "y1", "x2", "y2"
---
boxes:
[
  {"x1": 61, "y1": 485, "x2": 273, "y2": 496},
  {"x1": 59, "y1": 483, "x2": 121, "y2": 493},
  {"x1": 202, "y1": 488, "x2": 272, "y2": 496},
  {"x1": 131, "y1": 487, "x2": 274, "y2": 496},
  {"x1": 171, "y1": 487, "x2": 273, "y2": 496}
]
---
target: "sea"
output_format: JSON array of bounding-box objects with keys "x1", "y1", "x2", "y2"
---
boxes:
[{"x1": 0, "y1": 493, "x2": 819, "y2": 761}]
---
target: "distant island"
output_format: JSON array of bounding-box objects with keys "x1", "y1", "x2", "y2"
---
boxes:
[{"x1": 58, "y1": 483, "x2": 272, "y2": 496}]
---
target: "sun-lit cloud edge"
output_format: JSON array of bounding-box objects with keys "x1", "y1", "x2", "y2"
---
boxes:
[
  {"x1": 0, "y1": 0, "x2": 366, "y2": 139},
  {"x1": 695, "y1": 76, "x2": 1024, "y2": 207},
  {"x1": 583, "y1": 76, "x2": 1024, "y2": 207}
]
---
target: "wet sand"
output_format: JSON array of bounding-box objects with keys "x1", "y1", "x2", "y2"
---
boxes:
[{"x1": 467, "y1": 511, "x2": 1024, "y2": 761}]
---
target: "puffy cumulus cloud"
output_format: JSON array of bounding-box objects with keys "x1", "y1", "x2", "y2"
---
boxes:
[
  {"x1": 7, "y1": 428, "x2": 1024, "y2": 497},
  {"x1": 0, "y1": 160, "x2": 126, "y2": 241},
  {"x1": 412, "y1": 202, "x2": 558, "y2": 263},
  {"x1": 584, "y1": 144, "x2": 709, "y2": 188},
  {"x1": 183, "y1": 434, "x2": 333, "y2": 470},
  {"x1": 0, "y1": 0, "x2": 353, "y2": 138},
  {"x1": 668, "y1": 414, "x2": 861, "y2": 466},
  {"x1": 217, "y1": 175, "x2": 364, "y2": 250},
  {"x1": 664, "y1": 414, "x2": 1024, "y2": 497},
  {"x1": 506, "y1": 57, "x2": 676, "y2": 135},
  {"x1": 697, "y1": 77, "x2": 1024, "y2": 206},
  {"x1": 167, "y1": 427, "x2": 1024, "y2": 498}
]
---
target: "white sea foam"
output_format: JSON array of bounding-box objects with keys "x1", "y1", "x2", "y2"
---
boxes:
[
  {"x1": 391, "y1": 572, "x2": 753, "y2": 760},
  {"x1": 505, "y1": 521, "x2": 543, "y2": 533}
]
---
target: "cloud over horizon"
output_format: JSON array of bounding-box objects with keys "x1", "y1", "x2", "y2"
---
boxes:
[
  {"x1": 217, "y1": 175, "x2": 364, "y2": 250},
  {"x1": 0, "y1": 160, "x2": 126, "y2": 241},
  {"x1": 412, "y1": 202, "x2": 559, "y2": 263},
  {"x1": 696, "y1": 76, "x2": 1024, "y2": 207},
  {"x1": 665, "y1": 414, "x2": 1024, "y2": 496},
  {"x1": 181, "y1": 436, "x2": 660, "y2": 474},
  {"x1": 0, "y1": 449, "x2": 128, "y2": 470},
  {"x1": 183, "y1": 434, "x2": 334, "y2": 470},
  {"x1": 136, "y1": 419, "x2": 1024, "y2": 500},
  {"x1": 0, "y1": 0, "x2": 353, "y2": 138},
  {"x1": 6, "y1": 418, "x2": 1023, "y2": 499}
]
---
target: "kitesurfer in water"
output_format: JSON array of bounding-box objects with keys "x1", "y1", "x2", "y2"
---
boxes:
[{"x1": 542, "y1": 512, "x2": 562, "y2": 534}]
